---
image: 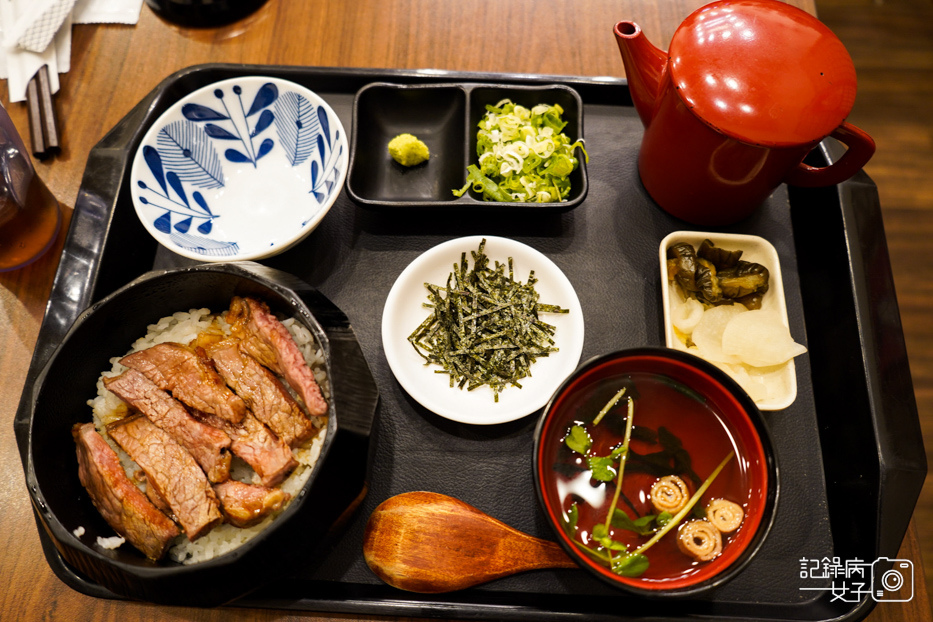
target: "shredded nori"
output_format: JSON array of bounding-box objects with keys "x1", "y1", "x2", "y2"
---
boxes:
[{"x1": 408, "y1": 238, "x2": 569, "y2": 402}]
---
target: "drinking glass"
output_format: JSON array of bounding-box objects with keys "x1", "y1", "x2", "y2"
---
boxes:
[
  {"x1": 144, "y1": 0, "x2": 270, "y2": 28},
  {"x1": 0, "y1": 103, "x2": 61, "y2": 272}
]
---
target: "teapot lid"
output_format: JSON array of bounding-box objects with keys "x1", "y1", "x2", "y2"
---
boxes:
[{"x1": 669, "y1": 0, "x2": 857, "y2": 147}]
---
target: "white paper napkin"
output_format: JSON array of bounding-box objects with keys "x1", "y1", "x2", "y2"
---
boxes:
[
  {"x1": 13, "y1": 0, "x2": 77, "y2": 53},
  {"x1": 0, "y1": 0, "x2": 143, "y2": 102}
]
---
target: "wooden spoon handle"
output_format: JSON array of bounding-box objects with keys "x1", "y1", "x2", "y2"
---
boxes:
[{"x1": 363, "y1": 491, "x2": 577, "y2": 593}]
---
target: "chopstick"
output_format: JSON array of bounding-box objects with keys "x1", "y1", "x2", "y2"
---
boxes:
[
  {"x1": 25, "y1": 75, "x2": 44, "y2": 155},
  {"x1": 26, "y1": 65, "x2": 61, "y2": 160}
]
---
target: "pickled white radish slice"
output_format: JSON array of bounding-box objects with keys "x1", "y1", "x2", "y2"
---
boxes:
[
  {"x1": 691, "y1": 305, "x2": 747, "y2": 364},
  {"x1": 712, "y1": 361, "x2": 770, "y2": 402},
  {"x1": 669, "y1": 285, "x2": 705, "y2": 334},
  {"x1": 721, "y1": 310, "x2": 807, "y2": 367}
]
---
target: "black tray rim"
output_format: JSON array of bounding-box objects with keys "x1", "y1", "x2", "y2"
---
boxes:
[{"x1": 11, "y1": 62, "x2": 927, "y2": 622}]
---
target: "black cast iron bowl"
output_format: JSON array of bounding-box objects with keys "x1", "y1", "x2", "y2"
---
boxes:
[
  {"x1": 23, "y1": 262, "x2": 378, "y2": 606},
  {"x1": 533, "y1": 347, "x2": 779, "y2": 598}
]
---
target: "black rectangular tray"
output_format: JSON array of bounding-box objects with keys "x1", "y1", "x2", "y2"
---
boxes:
[{"x1": 13, "y1": 64, "x2": 926, "y2": 622}]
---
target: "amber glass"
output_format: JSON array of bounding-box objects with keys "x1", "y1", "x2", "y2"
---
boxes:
[
  {"x1": 0, "y1": 104, "x2": 61, "y2": 272},
  {"x1": 0, "y1": 175, "x2": 60, "y2": 272}
]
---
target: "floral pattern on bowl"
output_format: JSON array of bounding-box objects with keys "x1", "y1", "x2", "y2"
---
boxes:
[{"x1": 130, "y1": 76, "x2": 347, "y2": 261}]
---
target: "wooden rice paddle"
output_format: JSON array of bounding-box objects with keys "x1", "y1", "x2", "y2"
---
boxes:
[{"x1": 362, "y1": 491, "x2": 578, "y2": 593}]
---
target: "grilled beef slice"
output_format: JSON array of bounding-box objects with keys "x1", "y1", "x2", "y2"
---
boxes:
[
  {"x1": 227, "y1": 296, "x2": 328, "y2": 417},
  {"x1": 108, "y1": 415, "x2": 222, "y2": 540},
  {"x1": 72, "y1": 423, "x2": 180, "y2": 559},
  {"x1": 207, "y1": 339, "x2": 315, "y2": 447},
  {"x1": 193, "y1": 410, "x2": 297, "y2": 487},
  {"x1": 121, "y1": 342, "x2": 247, "y2": 425},
  {"x1": 213, "y1": 480, "x2": 291, "y2": 528},
  {"x1": 104, "y1": 369, "x2": 232, "y2": 483},
  {"x1": 143, "y1": 474, "x2": 173, "y2": 515}
]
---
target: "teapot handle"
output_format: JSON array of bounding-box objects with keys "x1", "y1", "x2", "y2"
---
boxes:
[{"x1": 785, "y1": 122, "x2": 876, "y2": 188}]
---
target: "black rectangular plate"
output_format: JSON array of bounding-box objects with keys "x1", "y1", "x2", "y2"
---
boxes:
[
  {"x1": 350, "y1": 83, "x2": 469, "y2": 203},
  {"x1": 347, "y1": 81, "x2": 587, "y2": 210},
  {"x1": 13, "y1": 64, "x2": 925, "y2": 622}
]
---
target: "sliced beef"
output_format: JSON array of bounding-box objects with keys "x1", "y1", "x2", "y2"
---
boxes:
[
  {"x1": 207, "y1": 339, "x2": 315, "y2": 447},
  {"x1": 104, "y1": 369, "x2": 232, "y2": 483},
  {"x1": 194, "y1": 410, "x2": 297, "y2": 487},
  {"x1": 213, "y1": 480, "x2": 291, "y2": 528},
  {"x1": 72, "y1": 423, "x2": 180, "y2": 559},
  {"x1": 227, "y1": 296, "x2": 328, "y2": 416},
  {"x1": 143, "y1": 474, "x2": 173, "y2": 515},
  {"x1": 108, "y1": 415, "x2": 222, "y2": 541},
  {"x1": 121, "y1": 342, "x2": 247, "y2": 425}
]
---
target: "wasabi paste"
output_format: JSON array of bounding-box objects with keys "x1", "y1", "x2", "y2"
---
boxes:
[{"x1": 388, "y1": 133, "x2": 430, "y2": 167}]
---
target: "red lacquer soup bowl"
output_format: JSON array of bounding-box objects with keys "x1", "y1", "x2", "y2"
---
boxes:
[{"x1": 533, "y1": 347, "x2": 778, "y2": 596}]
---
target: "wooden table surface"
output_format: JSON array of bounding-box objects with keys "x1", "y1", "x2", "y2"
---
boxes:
[{"x1": 1, "y1": 1, "x2": 929, "y2": 621}]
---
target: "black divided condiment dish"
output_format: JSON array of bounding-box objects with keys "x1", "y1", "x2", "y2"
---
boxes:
[
  {"x1": 23, "y1": 262, "x2": 378, "y2": 606},
  {"x1": 347, "y1": 82, "x2": 588, "y2": 212}
]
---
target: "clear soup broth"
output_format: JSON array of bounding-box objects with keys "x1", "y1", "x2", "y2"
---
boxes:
[{"x1": 537, "y1": 355, "x2": 770, "y2": 589}]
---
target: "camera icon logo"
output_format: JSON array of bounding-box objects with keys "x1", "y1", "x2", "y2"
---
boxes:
[{"x1": 871, "y1": 558, "x2": 914, "y2": 602}]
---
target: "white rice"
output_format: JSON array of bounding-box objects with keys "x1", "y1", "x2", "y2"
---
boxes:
[
  {"x1": 85, "y1": 306, "x2": 330, "y2": 564},
  {"x1": 97, "y1": 535, "x2": 125, "y2": 549}
]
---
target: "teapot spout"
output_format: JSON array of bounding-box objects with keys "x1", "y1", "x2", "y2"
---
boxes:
[{"x1": 615, "y1": 21, "x2": 667, "y2": 128}]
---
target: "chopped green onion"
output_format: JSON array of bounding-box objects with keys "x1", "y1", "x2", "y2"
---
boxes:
[
  {"x1": 453, "y1": 165, "x2": 512, "y2": 202},
  {"x1": 452, "y1": 100, "x2": 588, "y2": 203}
]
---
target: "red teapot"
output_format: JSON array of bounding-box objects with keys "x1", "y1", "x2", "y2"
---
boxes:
[{"x1": 615, "y1": 0, "x2": 875, "y2": 226}]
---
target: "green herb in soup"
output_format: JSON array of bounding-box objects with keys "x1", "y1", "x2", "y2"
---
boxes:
[
  {"x1": 555, "y1": 374, "x2": 745, "y2": 578},
  {"x1": 408, "y1": 238, "x2": 569, "y2": 401}
]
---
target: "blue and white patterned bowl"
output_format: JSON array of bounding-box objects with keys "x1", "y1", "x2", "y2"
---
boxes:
[{"x1": 130, "y1": 77, "x2": 347, "y2": 261}]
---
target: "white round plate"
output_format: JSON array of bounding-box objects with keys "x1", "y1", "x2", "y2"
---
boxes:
[
  {"x1": 130, "y1": 76, "x2": 348, "y2": 262},
  {"x1": 382, "y1": 235, "x2": 585, "y2": 424}
]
